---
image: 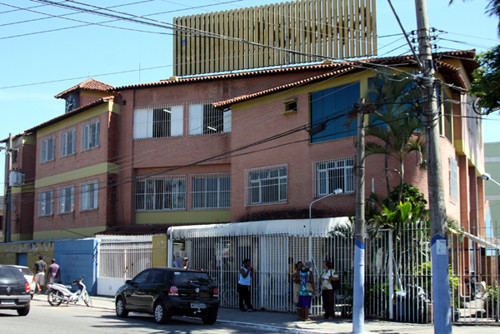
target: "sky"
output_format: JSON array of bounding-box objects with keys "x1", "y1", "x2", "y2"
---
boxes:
[{"x1": 1, "y1": 0, "x2": 499, "y2": 189}]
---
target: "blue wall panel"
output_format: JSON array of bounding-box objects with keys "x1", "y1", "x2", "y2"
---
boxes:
[{"x1": 53, "y1": 239, "x2": 97, "y2": 295}]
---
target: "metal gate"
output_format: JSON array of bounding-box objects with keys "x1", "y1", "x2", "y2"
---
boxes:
[
  {"x1": 169, "y1": 219, "x2": 499, "y2": 325},
  {"x1": 96, "y1": 235, "x2": 153, "y2": 296}
]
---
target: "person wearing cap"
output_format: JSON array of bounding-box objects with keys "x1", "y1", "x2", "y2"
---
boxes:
[{"x1": 297, "y1": 260, "x2": 316, "y2": 321}]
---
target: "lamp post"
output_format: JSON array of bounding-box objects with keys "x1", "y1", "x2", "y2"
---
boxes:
[
  {"x1": 481, "y1": 172, "x2": 500, "y2": 321},
  {"x1": 308, "y1": 188, "x2": 343, "y2": 262}
]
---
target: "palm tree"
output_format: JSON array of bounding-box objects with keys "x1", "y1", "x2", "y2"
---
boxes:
[{"x1": 365, "y1": 71, "x2": 425, "y2": 204}]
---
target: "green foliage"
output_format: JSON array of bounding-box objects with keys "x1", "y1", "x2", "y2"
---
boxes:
[
  {"x1": 413, "y1": 262, "x2": 463, "y2": 308},
  {"x1": 485, "y1": 284, "x2": 499, "y2": 319},
  {"x1": 470, "y1": 45, "x2": 500, "y2": 113},
  {"x1": 366, "y1": 71, "x2": 426, "y2": 201},
  {"x1": 366, "y1": 183, "x2": 429, "y2": 237}
]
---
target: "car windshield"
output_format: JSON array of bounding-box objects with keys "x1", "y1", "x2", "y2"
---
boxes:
[
  {"x1": 18, "y1": 267, "x2": 33, "y2": 276},
  {"x1": 171, "y1": 272, "x2": 212, "y2": 285}
]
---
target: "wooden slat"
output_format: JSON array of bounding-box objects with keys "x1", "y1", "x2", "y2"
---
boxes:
[
  {"x1": 333, "y1": 0, "x2": 338, "y2": 59},
  {"x1": 214, "y1": 11, "x2": 220, "y2": 73},
  {"x1": 243, "y1": 8, "x2": 249, "y2": 69},
  {"x1": 371, "y1": 0, "x2": 377, "y2": 56},
  {"x1": 173, "y1": 17, "x2": 178, "y2": 76},
  {"x1": 360, "y1": 0, "x2": 366, "y2": 56}
]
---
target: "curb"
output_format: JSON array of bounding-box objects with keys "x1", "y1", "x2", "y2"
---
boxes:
[{"x1": 217, "y1": 319, "x2": 328, "y2": 334}]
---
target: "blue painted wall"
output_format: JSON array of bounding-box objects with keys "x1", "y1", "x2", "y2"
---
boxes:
[{"x1": 54, "y1": 239, "x2": 97, "y2": 295}]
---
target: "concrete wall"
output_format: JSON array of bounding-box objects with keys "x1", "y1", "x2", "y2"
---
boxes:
[
  {"x1": 0, "y1": 240, "x2": 54, "y2": 269},
  {"x1": 485, "y1": 142, "x2": 500, "y2": 237}
]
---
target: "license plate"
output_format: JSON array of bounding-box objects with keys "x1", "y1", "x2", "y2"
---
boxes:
[
  {"x1": 190, "y1": 303, "x2": 207, "y2": 309},
  {"x1": 1, "y1": 300, "x2": 15, "y2": 305}
]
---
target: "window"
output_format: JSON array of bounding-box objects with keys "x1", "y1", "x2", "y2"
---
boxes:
[
  {"x1": 81, "y1": 182, "x2": 98, "y2": 211},
  {"x1": 83, "y1": 121, "x2": 99, "y2": 150},
  {"x1": 247, "y1": 165, "x2": 287, "y2": 205},
  {"x1": 283, "y1": 99, "x2": 297, "y2": 114},
  {"x1": 449, "y1": 157, "x2": 459, "y2": 201},
  {"x1": 136, "y1": 176, "x2": 186, "y2": 211},
  {"x1": 310, "y1": 82, "x2": 360, "y2": 143},
  {"x1": 189, "y1": 103, "x2": 231, "y2": 135},
  {"x1": 41, "y1": 136, "x2": 55, "y2": 163},
  {"x1": 192, "y1": 174, "x2": 231, "y2": 209},
  {"x1": 316, "y1": 157, "x2": 354, "y2": 196},
  {"x1": 133, "y1": 106, "x2": 183, "y2": 139},
  {"x1": 60, "y1": 129, "x2": 76, "y2": 157},
  {"x1": 58, "y1": 186, "x2": 74, "y2": 214},
  {"x1": 39, "y1": 190, "x2": 53, "y2": 216}
]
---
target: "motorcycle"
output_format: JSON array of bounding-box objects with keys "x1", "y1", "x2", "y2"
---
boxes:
[{"x1": 47, "y1": 276, "x2": 92, "y2": 307}]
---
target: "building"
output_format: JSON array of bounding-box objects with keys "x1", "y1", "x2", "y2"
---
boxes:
[{"x1": 2, "y1": 51, "x2": 485, "y2": 248}]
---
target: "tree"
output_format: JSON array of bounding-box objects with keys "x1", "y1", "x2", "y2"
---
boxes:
[
  {"x1": 366, "y1": 71, "x2": 425, "y2": 203},
  {"x1": 470, "y1": 45, "x2": 500, "y2": 113}
]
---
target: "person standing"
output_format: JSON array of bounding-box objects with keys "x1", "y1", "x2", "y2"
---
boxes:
[
  {"x1": 47, "y1": 258, "x2": 60, "y2": 285},
  {"x1": 182, "y1": 257, "x2": 190, "y2": 270},
  {"x1": 297, "y1": 261, "x2": 316, "y2": 321},
  {"x1": 292, "y1": 261, "x2": 304, "y2": 319},
  {"x1": 237, "y1": 258, "x2": 255, "y2": 312},
  {"x1": 33, "y1": 256, "x2": 47, "y2": 294},
  {"x1": 320, "y1": 260, "x2": 339, "y2": 319}
]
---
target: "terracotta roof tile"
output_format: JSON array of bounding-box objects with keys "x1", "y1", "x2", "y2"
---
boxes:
[
  {"x1": 55, "y1": 78, "x2": 115, "y2": 98},
  {"x1": 213, "y1": 50, "x2": 476, "y2": 109}
]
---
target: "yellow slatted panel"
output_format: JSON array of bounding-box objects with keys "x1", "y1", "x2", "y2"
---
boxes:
[{"x1": 173, "y1": 0, "x2": 376, "y2": 76}]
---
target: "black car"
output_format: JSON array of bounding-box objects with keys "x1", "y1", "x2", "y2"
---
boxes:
[
  {"x1": 115, "y1": 268, "x2": 219, "y2": 324},
  {"x1": 0, "y1": 265, "x2": 31, "y2": 316}
]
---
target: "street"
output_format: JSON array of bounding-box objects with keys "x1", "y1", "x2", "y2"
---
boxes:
[{"x1": 0, "y1": 297, "x2": 263, "y2": 334}]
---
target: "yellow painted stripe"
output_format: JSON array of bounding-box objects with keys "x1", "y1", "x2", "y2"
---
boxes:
[
  {"x1": 35, "y1": 162, "x2": 120, "y2": 188},
  {"x1": 11, "y1": 183, "x2": 35, "y2": 194},
  {"x1": 136, "y1": 210, "x2": 231, "y2": 224},
  {"x1": 37, "y1": 102, "x2": 119, "y2": 137},
  {"x1": 34, "y1": 226, "x2": 105, "y2": 240}
]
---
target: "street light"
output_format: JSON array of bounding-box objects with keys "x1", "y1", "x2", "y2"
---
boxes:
[
  {"x1": 481, "y1": 172, "x2": 500, "y2": 321},
  {"x1": 481, "y1": 172, "x2": 500, "y2": 187},
  {"x1": 308, "y1": 188, "x2": 343, "y2": 262}
]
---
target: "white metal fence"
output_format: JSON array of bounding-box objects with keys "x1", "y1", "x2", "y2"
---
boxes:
[{"x1": 170, "y1": 219, "x2": 499, "y2": 325}]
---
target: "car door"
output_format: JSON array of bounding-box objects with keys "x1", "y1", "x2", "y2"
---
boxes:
[
  {"x1": 123, "y1": 269, "x2": 151, "y2": 311},
  {"x1": 141, "y1": 269, "x2": 168, "y2": 312}
]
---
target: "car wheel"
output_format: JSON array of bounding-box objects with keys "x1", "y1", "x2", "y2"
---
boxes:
[
  {"x1": 17, "y1": 305, "x2": 30, "y2": 316},
  {"x1": 154, "y1": 302, "x2": 169, "y2": 324},
  {"x1": 48, "y1": 289, "x2": 63, "y2": 306},
  {"x1": 202, "y1": 316, "x2": 217, "y2": 325},
  {"x1": 115, "y1": 297, "x2": 129, "y2": 318}
]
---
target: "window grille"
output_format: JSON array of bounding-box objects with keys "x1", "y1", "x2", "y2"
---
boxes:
[
  {"x1": 58, "y1": 186, "x2": 74, "y2": 214},
  {"x1": 133, "y1": 106, "x2": 183, "y2": 139},
  {"x1": 83, "y1": 121, "x2": 100, "y2": 150},
  {"x1": 41, "y1": 136, "x2": 55, "y2": 163},
  {"x1": 60, "y1": 129, "x2": 76, "y2": 157},
  {"x1": 81, "y1": 182, "x2": 98, "y2": 211},
  {"x1": 136, "y1": 176, "x2": 186, "y2": 211},
  {"x1": 449, "y1": 157, "x2": 459, "y2": 201},
  {"x1": 189, "y1": 103, "x2": 231, "y2": 135},
  {"x1": 39, "y1": 190, "x2": 53, "y2": 216},
  {"x1": 192, "y1": 174, "x2": 231, "y2": 209},
  {"x1": 315, "y1": 157, "x2": 354, "y2": 196},
  {"x1": 246, "y1": 165, "x2": 287, "y2": 205}
]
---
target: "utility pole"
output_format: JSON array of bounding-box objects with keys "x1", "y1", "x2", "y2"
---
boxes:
[
  {"x1": 3, "y1": 133, "x2": 13, "y2": 242},
  {"x1": 353, "y1": 99, "x2": 365, "y2": 334},
  {"x1": 415, "y1": 1, "x2": 451, "y2": 333}
]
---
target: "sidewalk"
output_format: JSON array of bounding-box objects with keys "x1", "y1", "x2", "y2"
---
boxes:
[{"x1": 86, "y1": 296, "x2": 500, "y2": 333}]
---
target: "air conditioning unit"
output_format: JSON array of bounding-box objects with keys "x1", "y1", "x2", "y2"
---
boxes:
[{"x1": 9, "y1": 171, "x2": 25, "y2": 187}]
